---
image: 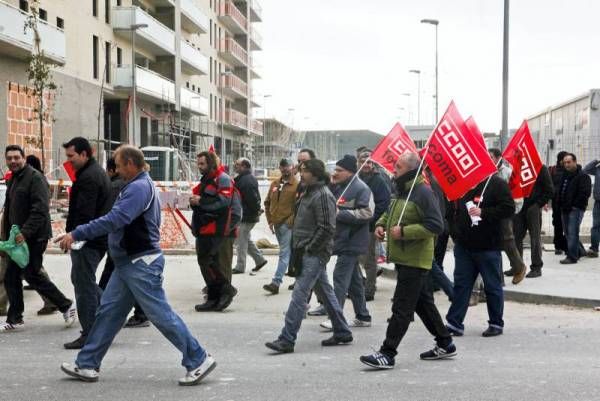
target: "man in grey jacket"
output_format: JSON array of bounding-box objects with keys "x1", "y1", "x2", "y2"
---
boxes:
[
  {"x1": 321, "y1": 155, "x2": 373, "y2": 331},
  {"x1": 265, "y1": 159, "x2": 352, "y2": 353},
  {"x1": 584, "y1": 159, "x2": 600, "y2": 258}
]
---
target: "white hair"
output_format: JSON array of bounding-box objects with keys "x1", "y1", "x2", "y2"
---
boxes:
[{"x1": 398, "y1": 151, "x2": 421, "y2": 170}]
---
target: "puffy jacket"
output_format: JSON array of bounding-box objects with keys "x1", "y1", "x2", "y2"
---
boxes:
[
  {"x1": 359, "y1": 171, "x2": 391, "y2": 232},
  {"x1": 329, "y1": 176, "x2": 373, "y2": 256},
  {"x1": 234, "y1": 170, "x2": 262, "y2": 223},
  {"x1": 66, "y1": 158, "x2": 112, "y2": 250},
  {"x1": 583, "y1": 160, "x2": 600, "y2": 201},
  {"x1": 448, "y1": 175, "x2": 515, "y2": 251},
  {"x1": 376, "y1": 175, "x2": 444, "y2": 270},
  {"x1": 558, "y1": 165, "x2": 592, "y2": 211},
  {"x1": 2, "y1": 165, "x2": 52, "y2": 242},
  {"x1": 191, "y1": 166, "x2": 234, "y2": 237},
  {"x1": 292, "y1": 180, "x2": 336, "y2": 262}
]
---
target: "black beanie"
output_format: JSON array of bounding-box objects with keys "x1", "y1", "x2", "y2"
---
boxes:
[{"x1": 336, "y1": 154, "x2": 358, "y2": 173}]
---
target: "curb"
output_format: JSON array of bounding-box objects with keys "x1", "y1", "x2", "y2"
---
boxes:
[
  {"x1": 381, "y1": 266, "x2": 599, "y2": 309},
  {"x1": 46, "y1": 247, "x2": 282, "y2": 256}
]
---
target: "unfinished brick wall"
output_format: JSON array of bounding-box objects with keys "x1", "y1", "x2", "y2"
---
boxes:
[{"x1": 6, "y1": 81, "x2": 53, "y2": 170}]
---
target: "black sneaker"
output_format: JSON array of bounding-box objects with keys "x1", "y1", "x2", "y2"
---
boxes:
[
  {"x1": 64, "y1": 335, "x2": 87, "y2": 350},
  {"x1": 359, "y1": 351, "x2": 395, "y2": 370},
  {"x1": 265, "y1": 339, "x2": 294, "y2": 354},
  {"x1": 263, "y1": 283, "x2": 279, "y2": 294},
  {"x1": 503, "y1": 270, "x2": 515, "y2": 277},
  {"x1": 420, "y1": 343, "x2": 457, "y2": 360},
  {"x1": 365, "y1": 294, "x2": 374, "y2": 302},
  {"x1": 554, "y1": 249, "x2": 564, "y2": 255},
  {"x1": 288, "y1": 283, "x2": 295, "y2": 290},
  {"x1": 321, "y1": 335, "x2": 353, "y2": 346},
  {"x1": 37, "y1": 305, "x2": 58, "y2": 315},
  {"x1": 446, "y1": 325, "x2": 463, "y2": 337},
  {"x1": 587, "y1": 249, "x2": 599, "y2": 258},
  {"x1": 252, "y1": 260, "x2": 268, "y2": 272},
  {"x1": 482, "y1": 326, "x2": 503, "y2": 337},
  {"x1": 195, "y1": 299, "x2": 218, "y2": 312},
  {"x1": 215, "y1": 286, "x2": 238, "y2": 311},
  {"x1": 526, "y1": 269, "x2": 541, "y2": 278},
  {"x1": 124, "y1": 315, "x2": 150, "y2": 328},
  {"x1": 559, "y1": 257, "x2": 577, "y2": 265}
]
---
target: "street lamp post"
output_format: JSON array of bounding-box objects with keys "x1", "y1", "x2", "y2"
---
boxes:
[
  {"x1": 262, "y1": 94, "x2": 271, "y2": 169},
  {"x1": 220, "y1": 70, "x2": 233, "y2": 164},
  {"x1": 130, "y1": 23, "x2": 148, "y2": 146},
  {"x1": 420, "y1": 18, "x2": 439, "y2": 123},
  {"x1": 409, "y1": 69, "x2": 421, "y2": 125},
  {"x1": 501, "y1": 0, "x2": 510, "y2": 148}
]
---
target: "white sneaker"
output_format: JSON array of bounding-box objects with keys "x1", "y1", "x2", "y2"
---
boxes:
[
  {"x1": 63, "y1": 303, "x2": 77, "y2": 327},
  {"x1": 178, "y1": 355, "x2": 217, "y2": 386},
  {"x1": 60, "y1": 362, "x2": 99, "y2": 382},
  {"x1": 320, "y1": 320, "x2": 333, "y2": 331},
  {"x1": 349, "y1": 318, "x2": 372, "y2": 328},
  {"x1": 307, "y1": 305, "x2": 326, "y2": 316},
  {"x1": 0, "y1": 322, "x2": 24, "y2": 332}
]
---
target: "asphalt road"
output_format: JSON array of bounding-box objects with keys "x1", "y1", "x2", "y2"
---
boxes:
[{"x1": 1, "y1": 254, "x2": 599, "y2": 401}]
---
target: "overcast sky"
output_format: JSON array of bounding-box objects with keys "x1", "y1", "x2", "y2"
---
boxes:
[{"x1": 252, "y1": 0, "x2": 600, "y2": 135}]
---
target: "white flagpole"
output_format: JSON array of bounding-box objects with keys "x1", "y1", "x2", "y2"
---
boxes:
[
  {"x1": 396, "y1": 148, "x2": 428, "y2": 226},
  {"x1": 335, "y1": 158, "x2": 370, "y2": 204},
  {"x1": 476, "y1": 158, "x2": 503, "y2": 208}
]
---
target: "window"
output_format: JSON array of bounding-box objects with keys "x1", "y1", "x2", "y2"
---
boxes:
[
  {"x1": 39, "y1": 8, "x2": 47, "y2": 21},
  {"x1": 19, "y1": 1, "x2": 28, "y2": 12},
  {"x1": 93, "y1": 35, "x2": 99, "y2": 79},
  {"x1": 104, "y1": 0, "x2": 110, "y2": 23},
  {"x1": 56, "y1": 17, "x2": 64, "y2": 29},
  {"x1": 117, "y1": 0, "x2": 121, "y2": 5},
  {"x1": 209, "y1": 57, "x2": 213, "y2": 84},
  {"x1": 210, "y1": 94, "x2": 213, "y2": 120},
  {"x1": 93, "y1": 0, "x2": 98, "y2": 17},
  {"x1": 186, "y1": 82, "x2": 190, "y2": 88},
  {"x1": 105, "y1": 41, "x2": 111, "y2": 83},
  {"x1": 140, "y1": 117, "x2": 149, "y2": 147},
  {"x1": 192, "y1": 84, "x2": 195, "y2": 91},
  {"x1": 116, "y1": 47, "x2": 122, "y2": 66}
]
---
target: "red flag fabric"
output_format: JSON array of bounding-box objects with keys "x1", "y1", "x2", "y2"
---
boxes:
[
  {"x1": 464, "y1": 116, "x2": 486, "y2": 149},
  {"x1": 63, "y1": 161, "x2": 77, "y2": 182},
  {"x1": 208, "y1": 144, "x2": 215, "y2": 153},
  {"x1": 371, "y1": 123, "x2": 417, "y2": 174},
  {"x1": 424, "y1": 102, "x2": 498, "y2": 201},
  {"x1": 3, "y1": 170, "x2": 13, "y2": 181},
  {"x1": 502, "y1": 120, "x2": 543, "y2": 199}
]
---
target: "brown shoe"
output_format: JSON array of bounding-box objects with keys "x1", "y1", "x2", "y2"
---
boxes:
[{"x1": 512, "y1": 265, "x2": 527, "y2": 285}]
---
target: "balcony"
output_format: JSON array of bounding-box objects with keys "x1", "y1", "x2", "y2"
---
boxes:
[
  {"x1": 249, "y1": 0, "x2": 262, "y2": 22},
  {"x1": 113, "y1": 65, "x2": 176, "y2": 104},
  {"x1": 219, "y1": 38, "x2": 248, "y2": 66},
  {"x1": 220, "y1": 74, "x2": 248, "y2": 99},
  {"x1": 112, "y1": 7, "x2": 175, "y2": 56},
  {"x1": 251, "y1": 119, "x2": 263, "y2": 136},
  {"x1": 224, "y1": 108, "x2": 248, "y2": 131},
  {"x1": 180, "y1": 87, "x2": 208, "y2": 116},
  {"x1": 218, "y1": 1, "x2": 247, "y2": 34},
  {"x1": 249, "y1": 55, "x2": 261, "y2": 79},
  {"x1": 249, "y1": 28, "x2": 262, "y2": 51},
  {"x1": 0, "y1": 1, "x2": 66, "y2": 65},
  {"x1": 181, "y1": 0, "x2": 209, "y2": 34},
  {"x1": 181, "y1": 40, "x2": 208, "y2": 75}
]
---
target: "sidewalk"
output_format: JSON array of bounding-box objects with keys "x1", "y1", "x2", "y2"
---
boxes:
[{"x1": 382, "y1": 247, "x2": 600, "y2": 309}]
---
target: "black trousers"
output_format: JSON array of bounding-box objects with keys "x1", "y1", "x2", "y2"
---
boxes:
[
  {"x1": 552, "y1": 206, "x2": 568, "y2": 252},
  {"x1": 434, "y1": 231, "x2": 450, "y2": 270},
  {"x1": 99, "y1": 253, "x2": 146, "y2": 320},
  {"x1": 381, "y1": 264, "x2": 451, "y2": 357},
  {"x1": 4, "y1": 240, "x2": 71, "y2": 324},
  {"x1": 196, "y1": 237, "x2": 230, "y2": 300},
  {"x1": 514, "y1": 204, "x2": 544, "y2": 270}
]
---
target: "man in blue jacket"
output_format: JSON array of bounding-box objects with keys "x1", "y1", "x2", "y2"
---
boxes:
[
  {"x1": 584, "y1": 158, "x2": 600, "y2": 258},
  {"x1": 59, "y1": 145, "x2": 215, "y2": 386}
]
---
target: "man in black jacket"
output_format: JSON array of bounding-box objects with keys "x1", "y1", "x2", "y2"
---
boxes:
[
  {"x1": 1, "y1": 145, "x2": 76, "y2": 332},
  {"x1": 446, "y1": 175, "x2": 515, "y2": 337},
  {"x1": 508, "y1": 165, "x2": 554, "y2": 278},
  {"x1": 558, "y1": 153, "x2": 592, "y2": 264},
  {"x1": 550, "y1": 151, "x2": 568, "y2": 254},
  {"x1": 62, "y1": 137, "x2": 112, "y2": 349},
  {"x1": 232, "y1": 158, "x2": 267, "y2": 275}
]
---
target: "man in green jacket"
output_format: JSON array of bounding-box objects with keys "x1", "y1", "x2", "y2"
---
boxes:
[{"x1": 360, "y1": 152, "x2": 456, "y2": 370}]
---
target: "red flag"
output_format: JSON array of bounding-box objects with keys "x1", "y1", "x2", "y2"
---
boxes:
[
  {"x1": 424, "y1": 102, "x2": 497, "y2": 200},
  {"x1": 371, "y1": 123, "x2": 417, "y2": 174},
  {"x1": 208, "y1": 144, "x2": 215, "y2": 153},
  {"x1": 502, "y1": 120, "x2": 543, "y2": 199},
  {"x1": 63, "y1": 161, "x2": 77, "y2": 182},
  {"x1": 464, "y1": 116, "x2": 486, "y2": 149},
  {"x1": 3, "y1": 170, "x2": 13, "y2": 181}
]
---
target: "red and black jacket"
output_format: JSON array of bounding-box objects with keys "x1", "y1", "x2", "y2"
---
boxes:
[{"x1": 191, "y1": 166, "x2": 234, "y2": 237}]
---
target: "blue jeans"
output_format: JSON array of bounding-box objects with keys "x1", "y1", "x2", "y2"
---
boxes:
[
  {"x1": 70, "y1": 246, "x2": 105, "y2": 337},
  {"x1": 446, "y1": 244, "x2": 504, "y2": 333},
  {"x1": 76, "y1": 255, "x2": 206, "y2": 371},
  {"x1": 561, "y1": 209, "x2": 586, "y2": 261},
  {"x1": 272, "y1": 224, "x2": 292, "y2": 285},
  {"x1": 279, "y1": 254, "x2": 351, "y2": 344},
  {"x1": 430, "y1": 260, "x2": 454, "y2": 301},
  {"x1": 333, "y1": 254, "x2": 371, "y2": 321},
  {"x1": 591, "y1": 201, "x2": 600, "y2": 252}
]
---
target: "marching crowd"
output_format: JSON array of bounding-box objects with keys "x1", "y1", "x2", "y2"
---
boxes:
[{"x1": 0, "y1": 136, "x2": 598, "y2": 384}]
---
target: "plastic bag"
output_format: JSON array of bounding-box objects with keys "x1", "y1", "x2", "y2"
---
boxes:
[{"x1": 0, "y1": 225, "x2": 30, "y2": 268}]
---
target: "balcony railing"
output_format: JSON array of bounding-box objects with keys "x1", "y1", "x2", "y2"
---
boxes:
[
  {"x1": 224, "y1": 108, "x2": 248, "y2": 130},
  {"x1": 218, "y1": 0, "x2": 247, "y2": 34},
  {"x1": 249, "y1": 28, "x2": 262, "y2": 51},
  {"x1": 221, "y1": 74, "x2": 248, "y2": 99},
  {"x1": 249, "y1": 0, "x2": 262, "y2": 22},
  {"x1": 112, "y1": 6, "x2": 175, "y2": 55},
  {"x1": 0, "y1": 0, "x2": 66, "y2": 64},
  {"x1": 219, "y1": 38, "x2": 248, "y2": 66},
  {"x1": 251, "y1": 119, "x2": 264, "y2": 135},
  {"x1": 113, "y1": 65, "x2": 176, "y2": 104},
  {"x1": 181, "y1": 40, "x2": 208, "y2": 75},
  {"x1": 181, "y1": 0, "x2": 209, "y2": 33},
  {"x1": 180, "y1": 87, "x2": 208, "y2": 116}
]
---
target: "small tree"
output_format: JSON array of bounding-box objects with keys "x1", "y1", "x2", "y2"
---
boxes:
[{"x1": 24, "y1": 0, "x2": 57, "y2": 171}]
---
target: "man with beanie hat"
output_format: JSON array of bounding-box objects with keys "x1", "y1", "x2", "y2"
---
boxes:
[{"x1": 320, "y1": 154, "x2": 373, "y2": 331}]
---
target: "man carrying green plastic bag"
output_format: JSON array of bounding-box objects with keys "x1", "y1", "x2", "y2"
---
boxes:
[{"x1": 0, "y1": 225, "x2": 29, "y2": 268}]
